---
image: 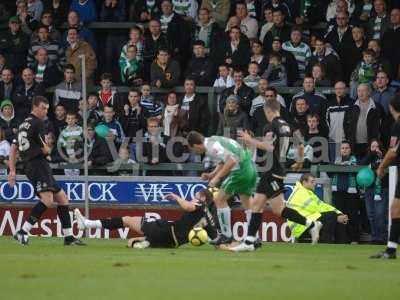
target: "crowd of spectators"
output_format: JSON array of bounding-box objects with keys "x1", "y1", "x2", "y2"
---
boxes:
[{"x1": 1, "y1": 0, "x2": 400, "y2": 243}]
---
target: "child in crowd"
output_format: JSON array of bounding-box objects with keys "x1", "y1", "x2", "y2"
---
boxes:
[
  {"x1": 119, "y1": 44, "x2": 143, "y2": 86},
  {"x1": 52, "y1": 104, "x2": 67, "y2": 139},
  {"x1": 140, "y1": 84, "x2": 163, "y2": 119},
  {"x1": 350, "y1": 49, "x2": 378, "y2": 98},
  {"x1": 101, "y1": 105, "x2": 126, "y2": 146},
  {"x1": 312, "y1": 64, "x2": 331, "y2": 87},
  {"x1": 97, "y1": 72, "x2": 123, "y2": 115},
  {"x1": 86, "y1": 93, "x2": 102, "y2": 126},
  {"x1": 109, "y1": 146, "x2": 136, "y2": 175},
  {"x1": 262, "y1": 53, "x2": 287, "y2": 86},
  {"x1": 121, "y1": 89, "x2": 145, "y2": 138},
  {"x1": 0, "y1": 100, "x2": 18, "y2": 144},
  {"x1": 213, "y1": 64, "x2": 234, "y2": 88},
  {"x1": 243, "y1": 62, "x2": 261, "y2": 88}
]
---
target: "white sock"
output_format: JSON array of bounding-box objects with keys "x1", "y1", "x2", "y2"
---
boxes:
[
  {"x1": 306, "y1": 219, "x2": 313, "y2": 227},
  {"x1": 22, "y1": 222, "x2": 33, "y2": 234},
  {"x1": 84, "y1": 219, "x2": 102, "y2": 229},
  {"x1": 387, "y1": 241, "x2": 398, "y2": 249},
  {"x1": 217, "y1": 207, "x2": 232, "y2": 238},
  {"x1": 63, "y1": 228, "x2": 73, "y2": 237},
  {"x1": 245, "y1": 209, "x2": 252, "y2": 224}
]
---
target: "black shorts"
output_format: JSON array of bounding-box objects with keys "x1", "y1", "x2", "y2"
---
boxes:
[
  {"x1": 141, "y1": 219, "x2": 177, "y2": 248},
  {"x1": 24, "y1": 158, "x2": 61, "y2": 195},
  {"x1": 256, "y1": 172, "x2": 286, "y2": 199}
]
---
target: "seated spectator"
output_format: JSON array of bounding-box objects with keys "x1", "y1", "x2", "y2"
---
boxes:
[
  {"x1": 70, "y1": 0, "x2": 97, "y2": 23},
  {"x1": 150, "y1": 48, "x2": 180, "y2": 88},
  {"x1": 307, "y1": 36, "x2": 342, "y2": 83},
  {"x1": 290, "y1": 97, "x2": 310, "y2": 135},
  {"x1": 250, "y1": 39, "x2": 268, "y2": 74},
  {"x1": 121, "y1": 89, "x2": 145, "y2": 138},
  {"x1": 331, "y1": 140, "x2": 359, "y2": 243},
  {"x1": 219, "y1": 69, "x2": 255, "y2": 115},
  {"x1": 99, "y1": 0, "x2": 126, "y2": 22},
  {"x1": 86, "y1": 123, "x2": 113, "y2": 168},
  {"x1": 172, "y1": 0, "x2": 198, "y2": 21},
  {"x1": 53, "y1": 64, "x2": 82, "y2": 113},
  {"x1": 381, "y1": 8, "x2": 400, "y2": 80},
  {"x1": 100, "y1": 105, "x2": 125, "y2": 146},
  {"x1": 0, "y1": 16, "x2": 30, "y2": 74},
  {"x1": 259, "y1": 7, "x2": 274, "y2": 42},
  {"x1": 326, "y1": 81, "x2": 354, "y2": 162},
  {"x1": 179, "y1": 78, "x2": 210, "y2": 136},
  {"x1": 243, "y1": 62, "x2": 261, "y2": 88},
  {"x1": 62, "y1": 10, "x2": 96, "y2": 50},
  {"x1": 52, "y1": 103, "x2": 67, "y2": 139},
  {"x1": 31, "y1": 10, "x2": 61, "y2": 42},
  {"x1": 311, "y1": 64, "x2": 331, "y2": 87},
  {"x1": 282, "y1": 27, "x2": 311, "y2": 81},
  {"x1": 31, "y1": 47, "x2": 62, "y2": 88},
  {"x1": 97, "y1": 72, "x2": 123, "y2": 116},
  {"x1": 120, "y1": 26, "x2": 144, "y2": 64},
  {"x1": 194, "y1": 8, "x2": 222, "y2": 56},
  {"x1": 140, "y1": 84, "x2": 163, "y2": 119},
  {"x1": 304, "y1": 113, "x2": 329, "y2": 164},
  {"x1": 13, "y1": 68, "x2": 44, "y2": 123},
  {"x1": 235, "y1": 2, "x2": 258, "y2": 39},
  {"x1": 16, "y1": 0, "x2": 39, "y2": 34},
  {"x1": 262, "y1": 52, "x2": 287, "y2": 87},
  {"x1": 44, "y1": 131, "x2": 63, "y2": 163},
  {"x1": 263, "y1": 0, "x2": 292, "y2": 21},
  {"x1": 0, "y1": 100, "x2": 18, "y2": 144},
  {"x1": 185, "y1": 40, "x2": 214, "y2": 86},
  {"x1": 0, "y1": 68, "x2": 15, "y2": 101},
  {"x1": 86, "y1": 93, "x2": 102, "y2": 125},
  {"x1": 344, "y1": 84, "x2": 382, "y2": 160},
  {"x1": 213, "y1": 64, "x2": 234, "y2": 88},
  {"x1": 129, "y1": 0, "x2": 161, "y2": 22},
  {"x1": 217, "y1": 94, "x2": 250, "y2": 140},
  {"x1": 119, "y1": 44, "x2": 144, "y2": 87},
  {"x1": 109, "y1": 146, "x2": 136, "y2": 175},
  {"x1": 0, "y1": 127, "x2": 10, "y2": 168},
  {"x1": 268, "y1": 37, "x2": 299, "y2": 86},
  {"x1": 367, "y1": 39, "x2": 391, "y2": 79},
  {"x1": 43, "y1": 0, "x2": 70, "y2": 26},
  {"x1": 263, "y1": 8, "x2": 291, "y2": 53},
  {"x1": 350, "y1": 49, "x2": 379, "y2": 99},
  {"x1": 143, "y1": 19, "x2": 170, "y2": 80},
  {"x1": 65, "y1": 27, "x2": 97, "y2": 84},
  {"x1": 366, "y1": 0, "x2": 389, "y2": 41},
  {"x1": 201, "y1": 0, "x2": 230, "y2": 27}
]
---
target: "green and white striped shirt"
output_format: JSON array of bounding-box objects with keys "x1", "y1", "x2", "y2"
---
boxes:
[{"x1": 282, "y1": 41, "x2": 311, "y2": 78}]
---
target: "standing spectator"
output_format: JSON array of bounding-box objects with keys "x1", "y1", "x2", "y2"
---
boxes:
[
  {"x1": 27, "y1": 0, "x2": 44, "y2": 22},
  {"x1": 62, "y1": 10, "x2": 96, "y2": 50},
  {"x1": 150, "y1": 48, "x2": 181, "y2": 88},
  {"x1": 70, "y1": 0, "x2": 97, "y2": 23},
  {"x1": 53, "y1": 64, "x2": 82, "y2": 113},
  {"x1": 243, "y1": 62, "x2": 261, "y2": 88},
  {"x1": 332, "y1": 140, "x2": 359, "y2": 243},
  {"x1": 86, "y1": 123, "x2": 113, "y2": 168},
  {"x1": 12, "y1": 68, "x2": 44, "y2": 123},
  {"x1": 179, "y1": 78, "x2": 210, "y2": 136},
  {"x1": 172, "y1": 0, "x2": 198, "y2": 21},
  {"x1": 43, "y1": 0, "x2": 71, "y2": 25},
  {"x1": 27, "y1": 25, "x2": 66, "y2": 71},
  {"x1": 264, "y1": 0, "x2": 292, "y2": 21},
  {"x1": 120, "y1": 26, "x2": 144, "y2": 64},
  {"x1": 140, "y1": 84, "x2": 163, "y2": 119},
  {"x1": 100, "y1": 105, "x2": 125, "y2": 146},
  {"x1": 366, "y1": 0, "x2": 389, "y2": 40},
  {"x1": 259, "y1": 7, "x2": 274, "y2": 42},
  {"x1": 121, "y1": 89, "x2": 145, "y2": 138},
  {"x1": 130, "y1": 0, "x2": 161, "y2": 22},
  {"x1": 0, "y1": 100, "x2": 18, "y2": 144},
  {"x1": 235, "y1": 2, "x2": 258, "y2": 39},
  {"x1": 16, "y1": 0, "x2": 38, "y2": 35},
  {"x1": 304, "y1": 113, "x2": 329, "y2": 164},
  {"x1": 141, "y1": 117, "x2": 167, "y2": 169},
  {"x1": 143, "y1": 19, "x2": 170, "y2": 80},
  {"x1": 344, "y1": 84, "x2": 382, "y2": 160},
  {"x1": 57, "y1": 111, "x2": 83, "y2": 167},
  {"x1": 326, "y1": 0, "x2": 355, "y2": 24},
  {"x1": 0, "y1": 16, "x2": 30, "y2": 74},
  {"x1": 213, "y1": 64, "x2": 234, "y2": 89},
  {"x1": 52, "y1": 104, "x2": 67, "y2": 139},
  {"x1": 99, "y1": 0, "x2": 126, "y2": 21},
  {"x1": 311, "y1": 64, "x2": 331, "y2": 87},
  {"x1": 65, "y1": 27, "x2": 97, "y2": 84},
  {"x1": 119, "y1": 44, "x2": 144, "y2": 86},
  {"x1": 326, "y1": 81, "x2": 354, "y2": 162},
  {"x1": 30, "y1": 48, "x2": 62, "y2": 88},
  {"x1": 31, "y1": 10, "x2": 61, "y2": 42},
  {"x1": 307, "y1": 36, "x2": 342, "y2": 83},
  {"x1": 219, "y1": 69, "x2": 255, "y2": 115},
  {"x1": 290, "y1": 97, "x2": 310, "y2": 134},
  {"x1": 249, "y1": 78, "x2": 286, "y2": 117},
  {"x1": 201, "y1": 0, "x2": 230, "y2": 27},
  {"x1": 244, "y1": 0, "x2": 262, "y2": 20},
  {"x1": 382, "y1": 8, "x2": 400, "y2": 80},
  {"x1": 0, "y1": 69, "x2": 15, "y2": 101},
  {"x1": 250, "y1": 40, "x2": 268, "y2": 74},
  {"x1": 263, "y1": 8, "x2": 292, "y2": 53},
  {"x1": 162, "y1": 91, "x2": 181, "y2": 139},
  {"x1": 184, "y1": 40, "x2": 214, "y2": 86},
  {"x1": 194, "y1": 8, "x2": 222, "y2": 56},
  {"x1": 97, "y1": 73, "x2": 123, "y2": 116},
  {"x1": 86, "y1": 93, "x2": 102, "y2": 125},
  {"x1": 367, "y1": 39, "x2": 391, "y2": 79},
  {"x1": 261, "y1": 53, "x2": 287, "y2": 87}
]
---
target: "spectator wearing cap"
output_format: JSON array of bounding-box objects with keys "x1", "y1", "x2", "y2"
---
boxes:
[
  {"x1": 70, "y1": 0, "x2": 97, "y2": 23},
  {"x1": 235, "y1": 2, "x2": 258, "y2": 39},
  {"x1": 12, "y1": 68, "x2": 45, "y2": 123},
  {"x1": 0, "y1": 99, "x2": 18, "y2": 144},
  {"x1": 263, "y1": 8, "x2": 292, "y2": 53},
  {"x1": 150, "y1": 48, "x2": 180, "y2": 88},
  {"x1": 217, "y1": 94, "x2": 250, "y2": 140},
  {"x1": 184, "y1": 40, "x2": 214, "y2": 86},
  {"x1": 0, "y1": 68, "x2": 15, "y2": 102},
  {"x1": 382, "y1": 8, "x2": 400, "y2": 80},
  {"x1": 201, "y1": 0, "x2": 230, "y2": 28},
  {"x1": 30, "y1": 47, "x2": 62, "y2": 88},
  {"x1": 307, "y1": 36, "x2": 342, "y2": 83},
  {"x1": 366, "y1": 0, "x2": 389, "y2": 40},
  {"x1": 27, "y1": 25, "x2": 66, "y2": 71},
  {"x1": 62, "y1": 10, "x2": 96, "y2": 50},
  {"x1": 43, "y1": 0, "x2": 71, "y2": 26},
  {"x1": 0, "y1": 16, "x2": 30, "y2": 74}
]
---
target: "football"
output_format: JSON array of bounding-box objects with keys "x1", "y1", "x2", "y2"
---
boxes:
[{"x1": 188, "y1": 227, "x2": 208, "y2": 246}]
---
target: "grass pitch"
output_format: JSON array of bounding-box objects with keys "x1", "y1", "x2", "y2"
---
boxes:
[{"x1": 0, "y1": 236, "x2": 399, "y2": 300}]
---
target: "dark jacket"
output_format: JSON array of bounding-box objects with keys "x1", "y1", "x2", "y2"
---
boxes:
[
  {"x1": 31, "y1": 62, "x2": 63, "y2": 89},
  {"x1": 266, "y1": 49, "x2": 299, "y2": 86},
  {"x1": 120, "y1": 106, "x2": 146, "y2": 138},
  {"x1": 263, "y1": 23, "x2": 292, "y2": 53},
  {"x1": 219, "y1": 84, "x2": 255, "y2": 115},
  {"x1": 179, "y1": 94, "x2": 210, "y2": 135},
  {"x1": 344, "y1": 99, "x2": 382, "y2": 147},
  {"x1": 43, "y1": 0, "x2": 71, "y2": 26},
  {"x1": 326, "y1": 95, "x2": 354, "y2": 143},
  {"x1": 0, "y1": 29, "x2": 30, "y2": 73},
  {"x1": 88, "y1": 136, "x2": 113, "y2": 166},
  {"x1": 307, "y1": 48, "x2": 342, "y2": 83},
  {"x1": 184, "y1": 56, "x2": 215, "y2": 86},
  {"x1": 366, "y1": 14, "x2": 390, "y2": 40},
  {"x1": 12, "y1": 82, "x2": 45, "y2": 123},
  {"x1": 382, "y1": 27, "x2": 400, "y2": 79},
  {"x1": 0, "y1": 81, "x2": 15, "y2": 102},
  {"x1": 131, "y1": 0, "x2": 161, "y2": 21},
  {"x1": 217, "y1": 109, "x2": 250, "y2": 139},
  {"x1": 216, "y1": 34, "x2": 251, "y2": 71},
  {"x1": 341, "y1": 40, "x2": 367, "y2": 83},
  {"x1": 0, "y1": 113, "x2": 18, "y2": 144},
  {"x1": 150, "y1": 59, "x2": 181, "y2": 88}
]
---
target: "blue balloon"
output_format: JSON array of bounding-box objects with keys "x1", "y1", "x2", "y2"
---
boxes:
[
  {"x1": 356, "y1": 167, "x2": 375, "y2": 188},
  {"x1": 95, "y1": 124, "x2": 110, "y2": 138}
]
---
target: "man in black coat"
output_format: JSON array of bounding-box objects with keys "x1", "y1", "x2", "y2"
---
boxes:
[
  {"x1": 263, "y1": 8, "x2": 292, "y2": 53},
  {"x1": 0, "y1": 68, "x2": 15, "y2": 101},
  {"x1": 184, "y1": 40, "x2": 215, "y2": 86},
  {"x1": 30, "y1": 48, "x2": 63, "y2": 89},
  {"x1": 382, "y1": 8, "x2": 400, "y2": 80}
]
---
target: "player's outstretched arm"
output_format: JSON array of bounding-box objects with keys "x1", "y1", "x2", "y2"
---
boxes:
[
  {"x1": 238, "y1": 130, "x2": 274, "y2": 152},
  {"x1": 165, "y1": 193, "x2": 197, "y2": 212},
  {"x1": 7, "y1": 143, "x2": 17, "y2": 187},
  {"x1": 377, "y1": 147, "x2": 397, "y2": 178}
]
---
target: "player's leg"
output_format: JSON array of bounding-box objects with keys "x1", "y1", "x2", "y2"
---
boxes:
[
  {"x1": 239, "y1": 194, "x2": 252, "y2": 230},
  {"x1": 213, "y1": 188, "x2": 234, "y2": 241},
  {"x1": 54, "y1": 190, "x2": 85, "y2": 245},
  {"x1": 14, "y1": 192, "x2": 53, "y2": 245}
]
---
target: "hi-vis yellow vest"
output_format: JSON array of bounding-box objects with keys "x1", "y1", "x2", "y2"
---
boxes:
[{"x1": 286, "y1": 182, "x2": 342, "y2": 238}]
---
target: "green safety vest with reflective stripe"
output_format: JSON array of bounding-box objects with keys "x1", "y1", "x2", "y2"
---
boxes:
[{"x1": 286, "y1": 182, "x2": 342, "y2": 238}]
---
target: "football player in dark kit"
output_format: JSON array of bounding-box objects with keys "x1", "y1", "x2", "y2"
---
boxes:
[
  {"x1": 74, "y1": 188, "x2": 218, "y2": 249},
  {"x1": 372, "y1": 95, "x2": 400, "y2": 259},
  {"x1": 230, "y1": 89, "x2": 322, "y2": 252},
  {"x1": 8, "y1": 96, "x2": 84, "y2": 246}
]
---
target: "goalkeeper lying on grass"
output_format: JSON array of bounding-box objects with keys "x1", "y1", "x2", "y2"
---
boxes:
[{"x1": 74, "y1": 188, "x2": 218, "y2": 249}]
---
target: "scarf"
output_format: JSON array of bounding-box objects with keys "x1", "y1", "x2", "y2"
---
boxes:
[
  {"x1": 196, "y1": 21, "x2": 213, "y2": 49},
  {"x1": 163, "y1": 104, "x2": 179, "y2": 136},
  {"x1": 332, "y1": 155, "x2": 358, "y2": 193}
]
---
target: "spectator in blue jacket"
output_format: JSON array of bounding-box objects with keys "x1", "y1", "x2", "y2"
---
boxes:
[
  {"x1": 62, "y1": 11, "x2": 96, "y2": 50},
  {"x1": 70, "y1": 0, "x2": 97, "y2": 23},
  {"x1": 100, "y1": 105, "x2": 125, "y2": 147}
]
